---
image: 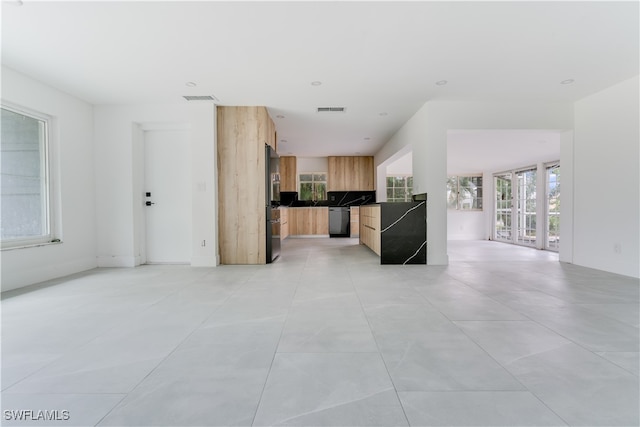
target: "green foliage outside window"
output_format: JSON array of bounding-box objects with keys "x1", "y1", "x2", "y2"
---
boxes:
[
  {"x1": 447, "y1": 175, "x2": 483, "y2": 210},
  {"x1": 386, "y1": 176, "x2": 413, "y2": 202},
  {"x1": 299, "y1": 173, "x2": 327, "y2": 201}
]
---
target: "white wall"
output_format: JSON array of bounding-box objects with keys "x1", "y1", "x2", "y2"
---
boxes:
[
  {"x1": 376, "y1": 101, "x2": 573, "y2": 265},
  {"x1": 297, "y1": 157, "x2": 328, "y2": 174},
  {"x1": 93, "y1": 103, "x2": 216, "y2": 267},
  {"x1": 447, "y1": 211, "x2": 485, "y2": 240},
  {"x1": 1, "y1": 67, "x2": 97, "y2": 291},
  {"x1": 573, "y1": 76, "x2": 639, "y2": 278}
]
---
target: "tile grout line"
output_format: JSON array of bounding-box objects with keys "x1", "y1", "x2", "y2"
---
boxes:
[
  {"x1": 346, "y1": 263, "x2": 412, "y2": 427},
  {"x1": 93, "y1": 268, "x2": 255, "y2": 426}
]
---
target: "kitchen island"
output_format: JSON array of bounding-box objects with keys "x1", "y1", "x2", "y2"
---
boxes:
[{"x1": 359, "y1": 201, "x2": 427, "y2": 264}]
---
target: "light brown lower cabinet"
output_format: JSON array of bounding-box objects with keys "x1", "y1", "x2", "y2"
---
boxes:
[
  {"x1": 280, "y1": 208, "x2": 289, "y2": 240},
  {"x1": 288, "y1": 207, "x2": 329, "y2": 236},
  {"x1": 359, "y1": 205, "x2": 381, "y2": 256},
  {"x1": 350, "y1": 207, "x2": 360, "y2": 238}
]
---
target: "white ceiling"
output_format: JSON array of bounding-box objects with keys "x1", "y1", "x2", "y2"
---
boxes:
[
  {"x1": 2, "y1": 1, "x2": 638, "y2": 157},
  {"x1": 447, "y1": 130, "x2": 560, "y2": 175}
]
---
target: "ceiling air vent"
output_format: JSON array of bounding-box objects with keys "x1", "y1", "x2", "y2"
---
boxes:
[
  {"x1": 183, "y1": 95, "x2": 219, "y2": 102},
  {"x1": 317, "y1": 107, "x2": 346, "y2": 113}
]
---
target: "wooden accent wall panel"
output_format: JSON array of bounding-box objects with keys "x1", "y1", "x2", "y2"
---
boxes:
[
  {"x1": 280, "y1": 156, "x2": 297, "y2": 192},
  {"x1": 263, "y1": 108, "x2": 277, "y2": 151},
  {"x1": 217, "y1": 106, "x2": 274, "y2": 264},
  {"x1": 328, "y1": 156, "x2": 375, "y2": 191},
  {"x1": 288, "y1": 207, "x2": 329, "y2": 235}
]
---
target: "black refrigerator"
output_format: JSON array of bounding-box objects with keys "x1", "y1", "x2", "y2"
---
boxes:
[{"x1": 266, "y1": 145, "x2": 280, "y2": 263}]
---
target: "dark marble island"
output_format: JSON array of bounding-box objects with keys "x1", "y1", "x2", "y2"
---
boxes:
[{"x1": 360, "y1": 201, "x2": 427, "y2": 264}]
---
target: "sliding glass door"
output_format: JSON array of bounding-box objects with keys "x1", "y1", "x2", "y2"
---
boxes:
[
  {"x1": 494, "y1": 164, "x2": 559, "y2": 251},
  {"x1": 546, "y1": 164, "x2": 560, "y2": 251}
]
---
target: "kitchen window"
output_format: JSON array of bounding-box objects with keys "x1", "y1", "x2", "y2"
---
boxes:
[
  {"x1": 386, "y1": 175, "x2": 413, "y2": 202},
  {"x1": 1, "y1": 105, "x2": 57, "y2": 249},
  {"x1": 299, "y1": 173, "x2": 327, "y2": 201},
  {"x1": 447, "y1": 175, "x2": 483, "y2": 210}
]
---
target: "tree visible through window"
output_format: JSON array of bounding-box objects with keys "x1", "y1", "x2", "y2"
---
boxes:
[
  {"x1": 447, "y1": 175, "x2": 483, "y2": 210},
  {"x1": 1, "y1": 106, "x2": 52, "y2": 246},
  {"x1": 299, "y1": 173, "x2": 327, "y2": 201},
  {"x1": 386, "y1": 176, "x2": 413, "y2": 202}
]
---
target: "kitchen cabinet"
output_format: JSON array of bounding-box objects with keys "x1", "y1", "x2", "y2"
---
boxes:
[
  {"x1": 328, "y1": 156, "x2": 374, "y2": 191},
  {"x1": 288, "y1": 207, "x2": 329, "y2": 236},
  {"x1": 217, "y1": 106, "x2": 276, "y2": 264},
  {"x1": 280, "y1": 208, "x2": 289, "y2": 240},
  {"x1": 279, "y1": 156, "x2": 297, "y2": 192},
  {"x1": 359, "y1": 204, "x2": 381, "y2": 255},
  {"x1": 350, "y1": 206, "x2": 360, "y2": 238}
]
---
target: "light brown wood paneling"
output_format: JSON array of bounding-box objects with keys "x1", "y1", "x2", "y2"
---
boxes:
[
  {"x1": 350, "y1": 206, "x2": 360, "y2": 238},
  {"x1": 359, "y1": 204, "x2": 380, "y2": 256},
  {"x1": 217, "y1": 106, "x2": 273, "y2": 264},
  {"x1": 328, "y1": 156, "x2": 375, "y2": 191},
  {"x1": 280, "y1": 156, "x2": 297, "y2": 192},
  {"x1": 288, "y1": 207, "x2": 329, "y2": 235},
  {"x1": 280, "y1": 207, "x2": 289, "y2": 240}
]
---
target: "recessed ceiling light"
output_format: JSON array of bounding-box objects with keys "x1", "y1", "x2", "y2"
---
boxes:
[
  {"x1": 560, "y1": 79, "x2": 575, "y2": 85},
  {"x1": 280, "y1": 139, "x2": 288, "y2": 143},
  {"x1": 311, "y1": 81, "x2": 322, "y2": 86},
  {"x1": 355, "y1": 152, "x2": 361, "y2": 154},
  {"x1": 287, "y1": 152, "x2": 293, "y2": 154},
  {"x1": 379, "y1": 112, "x2": 388, "y2": 116},
  {"x1": 436, "y1": 80, "x2": 448, "y2": 86},
  {"x1": 185, "y1": 82, "x2": 197, "y2": 87},
  {"x1": 276, "y1": 115, "x2": 285, "y2": 119},
  {"x1": 364, "y1": 137, "x2": 371, "y2": 140}
]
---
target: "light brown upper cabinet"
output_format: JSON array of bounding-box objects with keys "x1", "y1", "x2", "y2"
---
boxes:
[
  {"x1": 217, "y1": 106, "x2": 275, "y2": 265},
  {"x1": 279, "y1": 156, "x2": 297, "y2": 192},
  {"x1": 328, "y1": 156, "x2": 375, "y2": 191}
]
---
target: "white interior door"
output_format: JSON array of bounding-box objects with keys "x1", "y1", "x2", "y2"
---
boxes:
[{"x1": 144, "y1": 130, "x2": 191, "y2": 264}]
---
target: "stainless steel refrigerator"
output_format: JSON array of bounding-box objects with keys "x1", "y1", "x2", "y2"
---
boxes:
[{"x1": 266, "y1": 145, "x2": 280, "y2": 263}]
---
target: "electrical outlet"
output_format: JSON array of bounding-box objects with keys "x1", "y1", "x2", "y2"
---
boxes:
[{"x1": 614, "y1": 243, "x2": 622, "y2": 254}]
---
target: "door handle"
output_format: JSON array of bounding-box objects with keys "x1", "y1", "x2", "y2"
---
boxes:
[{"x1": 146, "y1": 201, "x2": 155, "y2": 206}]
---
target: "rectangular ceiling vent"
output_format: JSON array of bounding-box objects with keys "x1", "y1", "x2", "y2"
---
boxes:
[
  {"x1": 317, "y1": 107, "x2": 346, "y2": 113},
  {"x1": 183, "y1": 95, "x2": 219, "y2": 102}
]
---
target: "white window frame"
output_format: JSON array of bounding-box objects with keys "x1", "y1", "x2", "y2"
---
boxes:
[
  {"x1": 447, "y1": 174, "x2": 483, "y2": 211},
  {"x1": 1, "y1": 103, "x2": 59, "y2": 250},
  {"x1": 386, "y1": 174, "x2": 413, "y2": 202},
  {"x1": 298, "y1": 172, "x2": 327, "y2": 201},
  {"x1": 545, "y1": 161, "x2": 560, "y2": 252}
]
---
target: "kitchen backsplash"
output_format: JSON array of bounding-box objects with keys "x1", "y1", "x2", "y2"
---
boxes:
[
  {"x1": 327, "y1": 191, "x2": 376, "y2": 206},
  {"x1": 276, "y1": 191, "x2": 376, "y2": 207}
]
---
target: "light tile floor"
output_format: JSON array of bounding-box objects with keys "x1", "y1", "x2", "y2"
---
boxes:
[{"x1": 2, "y1": 239, "x2": 638, "y2": 426}]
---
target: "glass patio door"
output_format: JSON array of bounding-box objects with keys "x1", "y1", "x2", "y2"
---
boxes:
[
  {"x1": 515, "y1": 168, "x2": 537, "y2": 246},
  {"x1": 546, "y1": 164, "x2": 560, "y2": 251},
  {"x1": 494, "y1": 174, "x2": 512, "y2": 242}
]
